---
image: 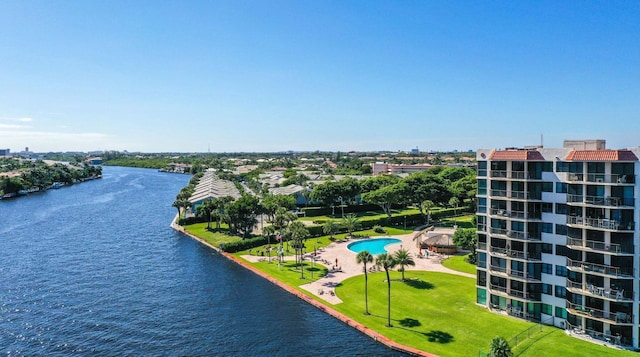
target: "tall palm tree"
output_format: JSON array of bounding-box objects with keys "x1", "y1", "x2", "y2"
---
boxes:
[
  {"x1": 376, "y1": 253, "x2": 397, "y2": 327},
  {"x1": 356, "y1": 250, "x2": 374, "y2": 315},
  {"x1": 289, "y1": 221, "x2": 310, "y2": 278},
  {"x1": 421, "y1": 200, "x2": 434, "y2": 225},
  {"x1": 342, "y1": 213, "x2": 361, "y2": 238},
  {"x1": 262, "y1": 225, "x2": 276, "y2": 262},
  {"x1": 393, "y1": 248, "x2": 415, "y2": 281},
  {"x1": 449, "y1": 196, "x2": 460, "y2": 224}
]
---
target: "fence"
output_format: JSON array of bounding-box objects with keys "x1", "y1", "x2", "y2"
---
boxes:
[{"x1": 509, "y1": 317, "x2": 554, "y2": 347}]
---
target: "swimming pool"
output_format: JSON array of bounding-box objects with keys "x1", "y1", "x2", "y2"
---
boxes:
[{"x1": 347, "y1": 238, "x2": 402, "y2": 255}]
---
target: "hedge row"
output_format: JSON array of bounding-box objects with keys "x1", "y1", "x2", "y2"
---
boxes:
[
  {"x1": 300, "y1": 204, "x2": 382, "y2": 217},
  {"x1": 220, "y1": 236, "x2": 270, "y2": 253}
]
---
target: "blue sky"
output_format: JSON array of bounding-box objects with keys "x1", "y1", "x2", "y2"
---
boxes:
[{"x1": 1, "y1": 1, "x2": 638, "y2": 153}]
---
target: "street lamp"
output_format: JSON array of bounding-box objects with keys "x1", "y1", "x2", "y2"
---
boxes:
[{"x1": 339, "y1": 196, "x2": 345, "y2": 218}]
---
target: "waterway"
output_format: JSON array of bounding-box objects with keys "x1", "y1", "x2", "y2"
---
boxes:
[{"x1": 0, "y1": 166, "x2": 408, "y2": 356}]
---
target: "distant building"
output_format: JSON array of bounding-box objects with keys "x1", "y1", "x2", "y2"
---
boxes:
[
  {"x1": 0, "y1": 148, "x2": 10, "y2": 156},
  {"x1": 87, "y1": 157, "x2": 103, "y2": 165},
  {"x1": 372, "y1": 162, "x2": 434, "y2": 175}
]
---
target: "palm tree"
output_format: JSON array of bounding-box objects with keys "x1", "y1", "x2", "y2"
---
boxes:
[
  {"x1": 342, "y1": 213, "x2": 361, "y2": 238},
  {"x1": 376, "y1": 253, "x2": 397, "y2": 327},
  {"x1": 172, "y1": 198, "x2": 191, "y2": 219},
  {"x1": 421, "y1": 200, "x2": 434, "y2": 225},
  {"x1": 393, "y1": 248, "x2": 415, "y2": 281},
  {"x1": 356, "y1": 250, "x2": 374, "y2": 315},
  {"x1": 449, "y1": 196, "x2": 460, "y2": 224},
  {"x1": 262, "y1": 225, "x2": 276, "y2": 262},
  {"x1": 489, "y1": 336, "x2": 513, "y2": 357},
  {"x1": 322, "y1": 220, "x2": 339, "y2": 241},
  {"x1": 289, "y1": 221, "x2": 310, "y2": 278}
]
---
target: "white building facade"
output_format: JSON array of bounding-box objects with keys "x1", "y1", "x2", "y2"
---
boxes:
[{"x1": 476, "y1": 140, "x2": 640, "y2": 347}]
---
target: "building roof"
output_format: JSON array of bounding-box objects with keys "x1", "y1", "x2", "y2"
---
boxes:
[
  {"x1": 268, "y1": 184, "x2": 307, "y2": 196},
  {"x1": 488, "y1": 150, "x2": 545, "y2": 161},
  {"x1": 422, "y1": 233, "x2": 455, "y2": 247},
  {"x1": 189, "y1": 171, "x2": 242, "y2": 203},
  {"x1": 565, "y1": 150, "x2": 638, "y2": 162}
]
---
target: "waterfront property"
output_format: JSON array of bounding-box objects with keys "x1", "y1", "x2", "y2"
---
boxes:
[{"x1": 476, "y1": 139, "x2": 640, "y2": 348}]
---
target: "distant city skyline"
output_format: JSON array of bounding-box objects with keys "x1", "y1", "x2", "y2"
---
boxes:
[{"x1": 1, "y1": 1, "x2": 638, "y2": 153}]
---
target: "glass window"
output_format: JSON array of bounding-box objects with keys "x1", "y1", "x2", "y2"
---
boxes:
[
  {"x1": 542, "y1": 182, "x2": 553, "y2": 192},
  {"x1": 555, "y1": 285, "x2": 567, "y2": 298},
  {"x1": 556, "y1": 182, "x2": 568, "y2": 193},
  {"x1": 542, "y1": 303, "x2": 553, "y2": 315},
  {"x1": 556, "y1": 161, "x2": 568, "y2": 172},
  {"x1": 542, "y1": 223, "x2": 553, "y2": 233},
  {"x1": 541, "y1": 263, "x2": 552, "y2": 274},
  {"x1": 477, "y1": 179, "x2": 487, "y2": 195},
  {"x1": 555, "y1": 203, "x2": 567, "y2": 215},
  {"x1": 556, "y1": 224, "x2": 567, "y2": 236},
  {"x1": 555, "y1": 307, "x2": 567, "y2": 319},
  {"x1": 477, "y1": 288, "x2": 487, "y2": 305},
  {"x1": 542, "y1": 243, "x2": 553, "y2": 254},
  {"x1": 541, "y1": 162, "x2": 553, "y2": 172},
  {"x1": 541, "y1": 202, "x2": 552, "y2": 212},
  {"x1": 556, "y1": 265, "x2": 568, "y2": 277},
  {"x1": 542, "y1": 283, "x2": 553, "y2": 295}
]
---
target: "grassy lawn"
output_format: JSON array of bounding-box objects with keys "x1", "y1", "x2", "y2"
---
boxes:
[
  {"x1": 332, "y1": 272, "x2": 635, "y2": 357},
  {"x1": 437, "y1": 215, "x2": 475, "y2": 229},
  {"x1": 441, "y1": 254, "x2": 476, "y2": 275},
  {"x1": 183, "y1": 222, "x2": 243, "y2": 246},
  {"x1": 181, "y1": 222, "x2": 634, "y2": 357}
]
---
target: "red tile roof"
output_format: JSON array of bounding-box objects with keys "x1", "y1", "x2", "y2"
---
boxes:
[
  {"x1": 565, "y1": 150, "x2": 638, "y2": 161},
  {"x1": 489, "y1": 150, "x2": 545, "y2": 161}
]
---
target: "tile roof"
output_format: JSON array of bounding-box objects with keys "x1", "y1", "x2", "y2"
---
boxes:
[
  {"x1": 565, "y1": 150, "x2": 638, "y2": 161},
  {"x1": 489, "y1": 150, "x2": 545, "y2": 161}
]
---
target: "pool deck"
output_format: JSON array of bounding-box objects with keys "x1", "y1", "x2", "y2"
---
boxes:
[{"x1": 241, "y1": 230, "x2": 474, "y2": 305}]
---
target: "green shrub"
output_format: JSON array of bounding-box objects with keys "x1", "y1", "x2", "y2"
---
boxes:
[
  {"x1": 220, "y1": 236, "x2": 269, "y2": 253},
  {"x1": 373, "y1": 225, "x2": 386, "y2": 233}
]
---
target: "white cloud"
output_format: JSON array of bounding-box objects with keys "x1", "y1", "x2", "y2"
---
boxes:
[
  {"x1": 0, "y1": 124, "x2": 30, "y2": 129},
  {"x1": 18, "y1": 117, "x2": 33, "y2": 122}
]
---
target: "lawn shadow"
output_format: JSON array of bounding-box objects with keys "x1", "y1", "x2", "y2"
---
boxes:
[
  {"x1": 403, "y1": 279, "x2": 434, "y2": 290},
  {"x1": 425, "y1": 330, "x2": 454, "y2": 343},
  {"x1": 399, "y1": 318, "x2": 421, "y2": 328}
]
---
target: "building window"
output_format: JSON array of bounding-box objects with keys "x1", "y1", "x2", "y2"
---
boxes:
[
  {"x1": 542, "y1": 182, "x2": 553, "y2": 192},
  {"x1": 556, "y1": 245, "x2": 569, "y2": 257},
  {"x1": 542, "y1": 263, "x2": 552, "y2": 274},
  {"x1": 555, "y1": 286, "x2": 567, "y2": 298},
  {"x1": 556, "y1": 224, "x2": 567, "y2": 236},
  {"x1": 542, "y1": 283, "x2": 553, "y2": 295},
  {"x1": 555, "y1": 307, "x2": 567, "y2": 319},
  {"x1": 542, "y1": 303, "x2": 553, "y2": 315},
  {"x1": 542, "y1": 243, "x2": 553, "y2": 254},
  {"x1": 541, "y1": 202, "x2": 553, "y2": 213},
  {"x1": 542, "y1": 223, "x2": 553, "y2": 233},
  {"x1": 556, "y1": 265, "x2": 568, "y2": 277},
  {"x1": 478, "y1": 161, "x2": 487, "y2": 177},
  {"x1": 556, "y1": 182, "x2": 568, "y2": 193},
  {"x1": 478, "y1": 197, "x2": 486, "y2": 214},
  {"x1": 477, "y1": 288, "x2": 487, "y2": 305},
  {"x1": 478, "y1": 179, "x2": 487, "y2": 195},
  {"x1": 556, "y1": 203, "x2": 567, "y2": 215}
]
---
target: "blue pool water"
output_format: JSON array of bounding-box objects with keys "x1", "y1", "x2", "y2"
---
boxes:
[{"x1": 347, "y1": 238, "x2": 402, "y2": 255}]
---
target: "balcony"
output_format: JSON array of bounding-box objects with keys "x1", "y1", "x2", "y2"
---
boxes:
[
  {"x1": 566, "y1": 280, "x2": 633, "y2": 302},
  {"x1": 477, "y1": 242, "x2": 487, "y2": 251},
  {"x1": 566, "y1": 258, "x2": 634, "y2": 279},
  {"x1": 566, "y1": 237, "x2": 633, "y2": 255},
  {"x1": 507, "y1": 269, "x2": 541, "y2": 282},
  {"x1": 510, "y1": 191, "x2": 542, "y2": 200},
  {"x1": 489, "y1": 246, "x2": 541, "y2": 261},
  {"x1": 477, "y1": 224, "x2": 487, "y2": 232},
  {"x1": 508, "y1": 171, "x2": 526, "y2": 179},
  {"x1": 566, "y1": 195, "x2": 635, "y2": 208},
  {"x1": 490, "y1": 170, "x2": 508, "y2": 178},
  {"x1": 490, "y1": 189, "x2": 508, "y2": 197},
  {"x1": 489, "y1": 283, "x2": 507, "y2": 294},
  {"x1": 489, "y1": 227, "x2": 541, "y2": 241},
  {"x1": 567, "y1": 173, "x2": 635, "y2": 184},
  {"x1": 566, "y1": 302, "x2": 633, "y2": 325},
  {"x1": 566, "y1": 216, "x2": 635, "y2": 232}
]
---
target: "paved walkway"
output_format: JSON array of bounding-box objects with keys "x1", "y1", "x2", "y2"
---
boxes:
[{"x1": 241, "y1": 230, "x2": 475, "y2": 305}]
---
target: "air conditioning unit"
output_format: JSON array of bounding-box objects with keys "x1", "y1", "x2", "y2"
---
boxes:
[{"x1": 596, "y1": 178, "x2": 604, "y2": 183}]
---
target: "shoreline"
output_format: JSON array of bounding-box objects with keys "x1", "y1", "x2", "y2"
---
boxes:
[{"x1": 170, "y1": 217, "x2": 438, "y2": 357}]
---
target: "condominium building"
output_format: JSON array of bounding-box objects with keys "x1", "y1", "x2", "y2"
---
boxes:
[{"x1": 476, "y1": 140, "x2": 640, "y2": 347}]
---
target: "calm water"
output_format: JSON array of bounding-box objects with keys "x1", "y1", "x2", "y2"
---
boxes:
[{"x1": 0, "y1": 166, "x2": 408, "y2": 356}]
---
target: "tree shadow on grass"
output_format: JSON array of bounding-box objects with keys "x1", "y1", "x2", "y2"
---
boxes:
[
  {"x1": 399, "y1": 318, "x2": 421, "y2": 328},
  {"x1": 425, "y1": 330, "x2": 454, "y2": 343},
  {"x1": 403, "y1": 279, "x2": 434, "y2": 290}
]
